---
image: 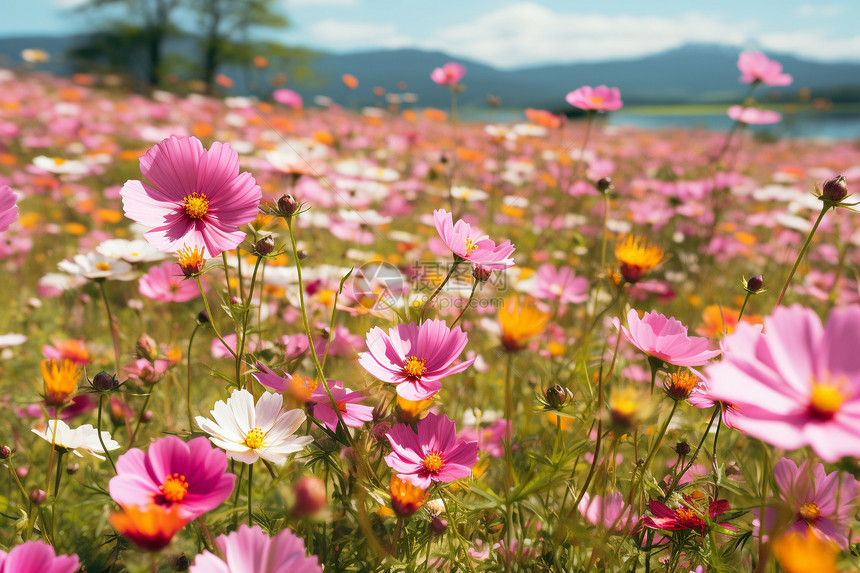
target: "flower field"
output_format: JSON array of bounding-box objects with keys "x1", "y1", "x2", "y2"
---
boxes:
[{"x1": 0, "y1": 53, "x2": 859, "y2": 572}]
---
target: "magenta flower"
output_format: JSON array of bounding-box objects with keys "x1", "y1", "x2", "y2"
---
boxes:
[
  {"x1": 753, "y1": 457, "x2": 858, "y2": 548},
  {"x1": 578, "y1": 492, "x2": 638, "y2": 532},
  {"x1": 120, "y1": 136, "x2": 262, "y2": 257},
  {"x1": 430, "y1": 62, "x2": 466, "y2": 86},
  {"x1": 615, "y1": 309, "x2": 721, "y2": 367},
  {"x1": 0, "y1": 185, "x2": 18, "y2": 232},
  {"x1": 433, "y1": 209, "x2": 515, "y2": 270},
  {"x1": 309, "y1": 381, "x2": 374, "y2": 431},
  {"x1": 384, "y1": 412, "x2": 478, "y2": 488},
  {"x1": 533, "y1": 263, "x2": 588, "y2": 304},
  {"x1": 704, "y1": 305, "x2": 860, "y2": 462},
  {"x1": 0, "y1": 540, "x2": 79, "y2": 573},
  {"x1": 727, "y1": 105, "x2": 782, "y2": 125},
  {"x1": 737, "y1": 52, "x2": 793, "y2": 86},
  {"x1": 139, "y1": 261, "x2": 202, "y2": 303},
  {"x1": 358, "y1": 319, "x2": 476, "y2": 400},
  {"x1": 108, "y1": 435, "x2": 236, "y2": 520},
  {"x1": 190, "y1": 524, "x2": 322, "y2": 573},
  {"x1": 565, "y1": 85, "x2": 623, "y2": 111},
  {"x1": 645, "y1": 496, "x2": 735, "y2": 534},
  {"x1": 273, "y1": 89, "x2": 303, "y2": 109}
]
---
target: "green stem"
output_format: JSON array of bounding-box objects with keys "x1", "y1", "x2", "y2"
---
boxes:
[
  {"x1": 419, "y1": 259, "x2": 463, "y2": 322},
  {"x1": 503, "y1": 351, "x2": 515, "y2": 554},
  {"x1": 186, "y1": 323, "x2": 200, "y2": 431},
  {"x1": 130, "y1": 387, "x2": 154, "y2": 446},
  {"x1": 51, "y1": 450, "x2": 64, "y2": 539},
  {"x1": 236, "y1": 256, "x2": 263, "y2": 389},
  {"x1": 450, "y1": 279, "x2": 479, "y2": 328},
  {"x1": 97, "y1": 280, "x2": 121, "y2": 375},
  {"x1": 440, "y1": 489, "x2": 478, "y2": 573},
  {"x1": 222, "y1": 252, "x2": 232, "y2": 299},
  {"x1": 195, "y1": 275, "x2": 237, "y2": 360},
  {"x1": 627, "y1": 401, "x2": 679, "y2": 508},
  {"x1": 737, "y1": 292, "x2": 752, "y2": 322},
  {"x1": 666, "y1": 406, "x2": 719, "y2": 496},
  {"x1": 97, "y1": 395, "x2": 117, "y2": 473},
  {"x1": 247, "y1": 462, "x2": 253, "y2": 527},
  {"x1": 775, "y1": 204, "x2": 830, "y2": 308},
  {"x1": 648, "y1": 356, "x2": 663, "y2": 395}
]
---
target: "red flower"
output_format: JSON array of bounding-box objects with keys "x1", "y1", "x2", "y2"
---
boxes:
[{"x1": 644, "y1": 495, "x2": 735, "y2": 534}]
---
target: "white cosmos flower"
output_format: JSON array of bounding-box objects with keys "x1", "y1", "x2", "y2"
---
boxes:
[
  {"x1": 96, "y1": 239, "x2": 167, "y2": 263},
  {"x1": 57, "y1": 252, "x2": 136, "y2": 281},
  {"x1": 32, "y1": 420, "x2": 119, "y2": 460},
  {"x1": 195, "y1": 389, "x2": 312, "y2": 466}
]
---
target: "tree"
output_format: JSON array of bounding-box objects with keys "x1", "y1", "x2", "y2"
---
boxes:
[{"x1": 191, "y1": 0, "x2": 289, "y2": 92}]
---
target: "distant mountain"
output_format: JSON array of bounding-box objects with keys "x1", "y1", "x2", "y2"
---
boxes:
[{"x1": 1, "y1": 36, "x2": 859, "y2": 109}]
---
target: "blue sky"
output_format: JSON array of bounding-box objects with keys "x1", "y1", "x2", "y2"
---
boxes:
[{"x1": 3, "y1": 0, "x2": 860, "y2": 68}]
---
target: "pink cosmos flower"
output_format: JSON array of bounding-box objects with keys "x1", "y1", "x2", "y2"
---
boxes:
[
  {"x1": 309, "y1": 381, "x2": 374, "y2": 431},
  {"x1": 430, "y1": 62, "x2": 466, "y2": 86},
  {"x1": 433, "y1": 209, "x2": 515, "y2": 270},
  {"x1": 753, "y1": 457, "x2": 858, "y2": 548},
  {"x1": 384, "y1": 412, "x2": 478, "y2": 488},
  {"x1": 108, "y1": 435, "x2": 236, "y2": 520},
  {"x1": 727, "y1": 105, "x2": 783, "y2": 125},
  {"x1": 578, "y1": 492, "x2": 639, "y2": 532},
  {"x1": 272, "y1": 89, "x2": 303, "y2": 109},
  {"x1": 120, "y1": 136, "x2": 262, "y2": 257},
  {"x1": 358, "y1": 319, "x2": 476, "y2": 400},
  {"x1": 0, "y1": 185, "x2": 18, "y2": 232},
  {"x1": 703, "y1": 305, "x2": 860, "y2": 462},
  {"x1": 0, "y1": 540, "x2": 79, "y2": 573},
  {"x1": 645, "y1": 496, "x2": 735, "y2": 534},
  {"x1": 737, "y1": 52, "x2": 793, "y2": 86},
  {"x1": 138, "y1": 261, "x2": 202, "y2": 303},
  {"x1": 615, "y1": 309, "x2": 721, "y2": 367},
  {"x1": 189, "y1": 524, "x2": 322, "y2": 573},
  {"x1": 533, "y1": 263, "x2": 588, "y2": 304},
  {"x1": 565, "y1": 85, "x2": 623, "y2": 111}
]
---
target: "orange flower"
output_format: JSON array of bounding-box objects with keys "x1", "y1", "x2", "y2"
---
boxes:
[
  {"x1": 288, "y1": 373, "x2": 318, "y2": 403},
  {"x1": 110, "y1": 504, "x2": 189, "y2": 552},
  {"x1": 41, "y1": 359, "x2": 80, "y2": 407},
  {"x1": 498, "y1": 297, "x2": 550, "y2": 352},
  {"x1": 390, "y1": 476, "x2": 428, "y2": 517},
  {"x1": 773, "y1": 530, "x2": 838, "y2": 573},
  {"x1": 396, "y1": 395, "x2": 432, "y2": 423},
  {"x1": 696, "y1": 304, "x2": 762, "y2": 338},
  {"x1": 614, "y1": 235, "x2": 663, "y2": 283},
  {"x1": 524, "y1": 108, "x2": 561, "y2": 129},
  {"x1": 176, "y1": 245, "x2": 206, "y2": 277},
  {"x1": 342, "y1": 74, "x2": 359, "y2": 89}
]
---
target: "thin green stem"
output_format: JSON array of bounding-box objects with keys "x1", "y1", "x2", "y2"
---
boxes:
[
  {"x1": 97, "y1": 395, "x2": 117, "y2": 473},
  {"x1": 666, "y1": 406, "x2": 719, "y2": 496},
  {"x1": 186, "y1": 323, "x2": 200, "y2": 430},
  {"x1": 222, "y1": 252, "x2": 232, "y2": 299},
  {"x1": 440, "y1": 489, "x2": 477, "y2": 573},
  {"x1": 627, "y1": 401, "x2": 679, "y2": 508},
  {"x1": 419, "y1": 259, "x2": 463, "y2": 322},
  {"x1": 130, "y1": 387, "x2": 154, "y2": 446},
  {"x1": 775, "y1": 204, "x2": 830, "y2": 308},
  {"x1": 195, "y1": 275, "x2": 237, "y2": 360},
  {"x1": 737, "y1": 292, "x2": 752, "y2": 322},
  {"x1": 51, "y1": 450, "x2": 64, "y2": 540},
  {"x1": 247, "y1": 462, "x2": 253, "y2": 527},
  {"x1": 236, "y1": 256, "x2": 263, "y2": 389},
  {"x1": 451, "y1": 279, "x2": 479, "y2": 328},
  {"x1": 97, "y1": 280, "x2": 121, "y2": 375},
  {"x1": 503, "y1": 351, "x2": 515, "y2": 556}
]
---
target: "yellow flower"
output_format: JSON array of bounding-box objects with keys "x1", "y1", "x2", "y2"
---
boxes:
[
  {"x1": 498, "y1": 296, "x2": 550, "y2": 352},
  {"x1": 614, "y1": 235, "x2": 663, "y2": 283},
  {"x1": 110, "y1": 504, "x2": 188, "y2": 552},
  {"x1": 176, "y1": 245, "x2": 206, "y2": 277},
  {"x1": 41, "y1": 359, "x2": 80, "y2": 407},
  {"x1": 390, "y1": 476, "x2": 428, "y2": 517},
  {"x1": 397, "y1": 395, "x2": 432, "y2": 423},
  {"x1": 773, "y1": 530, "x2": 838, "y2": 573}
]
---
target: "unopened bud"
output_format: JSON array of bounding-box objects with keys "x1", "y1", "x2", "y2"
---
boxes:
[
  {"x1": 821, "y1": 175, "x2": 848, "y2": 203},
  {"x1": 673, "y1": 441, "x2": 691, "y2": 456},
  {"x1": 746, "y1": 275, "x2": 764, "y2": 293},
  {"x1": 30, "y1": 489, "x2": 47, "y2": 505},
  {"x1": 254, "y1": 235, "x2": 275, "y2": 256},
  {"x1": 229, "y1": 296, "x2": 241, "y2": 306},
  {"x1": 277, "y1": 194, "x2": 299, "y2": 217},
  {"x1": 472, "y1": 265, "x2": 492, "y2": 283},
  {"x1": 430, "y1": 516, "x2": 448, "y2": 534},
  {"x1": 291, "y1": 476, "x2": 327, "y2": 517},
  {"x1": 92, "y1": 371, "x2": 119, "y2": 392},
  {"x1": 136, "y1": 334, "x2": 157, "y2": 361},
  {"x1": 66, "y1": 462, "x2": 80, "y2": 475},
  {"x1": 0, "y1": 445, "x2": 10, "y2": 459},
  {"x1": 297, "y1": 250, "x2": 308, "y2": 260},
  {"x1": 173, "y1": 555, "x2": 190, "y2": 571},
  {"x1": 197, "y1": 310, "x2": 210, "y2": 324},
  {"x1": 545, "y1": 384, "x2": 568, "y2": 408},
  {"x1": 596, "y1": 177, "x2": 612, "y2": 194},
  {"x1": 142, "y1": 410, "x2": 153, "y2": 423},
  {"x1": 371, "y1": 421, "x2": 392, "y2": 443}
]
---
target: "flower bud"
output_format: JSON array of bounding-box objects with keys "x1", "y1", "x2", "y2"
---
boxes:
[
  {"x1": 371, "y1": 421, "x2": 392, "y2": 443},
  {"x1": 0, "y1": 445, "x2": 10, "y2": 459},
  {"x1": 545, "y1": 384, "x2": 568, "y2": 408},
  {"x1": 596, "y1": 177, "x2": 612, "y2": 194},
  {"x1": 745, "y1": 275, "x2": 764, "y2": 293},
  {"x1": 173, "y1": 555, "x2": 190, "y2": 571},
  {"x1": 390, "y1": 476, "x2": 428, "y2": 517},
  {"x1": 291, "y1": 476, "x2": 327, "y2": 517},
  {"x1": 277, "y1": 194, "x2": 300, "y2": 217},
  {"x1": 30, "y1": 489, "x2": 47, "y2": 505},
  {"x1": 664, "y1": 371, "x2": 699, "y2": 401},
  {"x1": 136, "y1": 334, "x2": 157, "y2": 361},
  {"x1": 92, "y1": 371, "x2": 119, "y2": 392},
  {"x1": 821, "y1": 175, "x2": 848, "y2": 203},
  {"x1": 197, "y1": 310, "x2": 210, "y2": 324},
  {"x1": 673, "y1": 441, "x2": 691, "y2": 456},
  {"x1": 472, "y1": 265, "x2": 492, "y2": 283},
  {"x1": 229, "y1": 296, "x2": 241, "y2": 306},
  {"x1": 66, "y1": 462, "x2": 80, "y2": 475},
  {"x1": 430, "y1": 516, "x2": 448, "y2": 534},
  {"x1": 254, "y1": 235, "x2": 275, "y2": 256},
  {"x1": 297, "y1": 250, "x2": 308, "y2": 260},
  {"x1": 142, "y1": 410, "x2": 153, "y2": 423}
]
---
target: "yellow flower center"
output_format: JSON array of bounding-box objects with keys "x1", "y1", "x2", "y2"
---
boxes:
[
  {"x1": 403, "y1": 356, "x2": 427, "y2": 378},
  {"x1": 41, "y1": 359, "x2": 80, "y2": 407},
  {"x1": 244, "y1": 427, "x2": 265, "y2": 449},
  {"x1": 95, "y1": 262, "x2": 111, "y2": 271},
  {"x1": 799, "y1": 502, "x2": 821, "y2": 522},
  {"x1": 422, "y1": 451, "x2": 444, "y2": 474},
  {"x1": 465, "y1": 238, "x2": 479, "y2": 255},
  {"x1": 590, "y1": 95, "x2": 605, "y2": 105},
  {"x1": 665, "y1": 371, "x2": 699, "y2": 400},
  {"x1": 614, "y1": 235, "x2": 664, "y2": 283},
  {"x1": 160, "y1": 473, "x2": 189, "y2": 503},
  {"x1": 176, "y1": 245, "x2": 206, "y2": 277},
  {"x1": 183, "y1": 192, "x2": 210, "y2": 219},
  {"x1": 809, "y1": 374, "x2": 846, "y2": 419}
]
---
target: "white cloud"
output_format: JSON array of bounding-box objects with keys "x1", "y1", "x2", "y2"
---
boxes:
[
  {"x1": 426, "y1": 3, "x2": 755, "y2": 68},
  {"x1": 51, "y1": 0, "x2": 87, "y2": 7},
  {"x1": 308, "y1": 19, "x2": 413, "y2": 50},
  {"x1": 760, "y1": 29, "x2": 860, "y2": 61},
  {"x1": 795, "y1": 4, "x2": 845, "y2": 18}
]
